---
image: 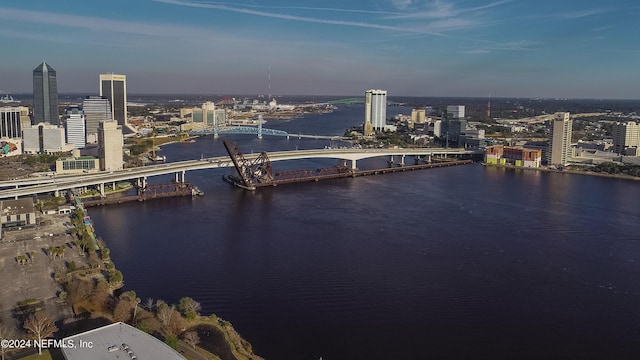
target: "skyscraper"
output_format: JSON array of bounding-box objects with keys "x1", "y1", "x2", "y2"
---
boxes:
[
  {"x1": 33, "y1": 62, "x2": 59, "y2": 125},
  {"x1": 548, "y1": 112, "x2": 573, "y2": 166},
  {"x1": 99, "y1": 73, "x2": 127, "y2": 127},
  {"x1": 365, "y1": 89, "x2": 387, "y2": 131},
  {"x1": 83, "y1": 96, "x2": 112, "y2": 144},
  {"x1": 64, "y1": 107, "x2": 86, "y2": 149}
]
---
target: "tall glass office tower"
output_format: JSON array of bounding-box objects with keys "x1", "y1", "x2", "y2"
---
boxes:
[
  {"x1": 33, "y1": 62, "x2": 59, "y2": 125},
  {"x1": 99, "y1": 74, "x2": 127, "y2": 127}
]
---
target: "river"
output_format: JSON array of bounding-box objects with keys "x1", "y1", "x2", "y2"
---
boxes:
[{"x1": 88, "y1": 105, "x2": 640, "y2": 359}]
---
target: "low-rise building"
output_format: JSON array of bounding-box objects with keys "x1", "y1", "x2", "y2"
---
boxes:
[
  {"x1": 61, "y1": 322, "x2": 186, "y2": 360},
  {"x1": 0, "y1": 199, "x2": 36, "y2": 233},
  {"x1": 55, "y1": 156, "x2": 100, "y2": 174},
  {"x1": 485, "y1": 145, "x2": 542, "y2": 168}
]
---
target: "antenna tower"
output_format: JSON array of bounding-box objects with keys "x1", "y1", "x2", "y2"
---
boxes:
[{"x1": 268, "y1": 64, "x2": 271, "y2": 100}]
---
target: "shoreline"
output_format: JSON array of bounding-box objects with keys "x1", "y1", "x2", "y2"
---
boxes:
[{"x1": 482, "y1": 163, "x2": 640, "y2": 181}]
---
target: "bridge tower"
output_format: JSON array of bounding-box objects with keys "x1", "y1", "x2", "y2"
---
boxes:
[
  {"x1": 258, "y1": 115, "x2": 263, "y2": 139},
  {"x1": 222, "y1": 140, "x2": 273, "y2": 190}
]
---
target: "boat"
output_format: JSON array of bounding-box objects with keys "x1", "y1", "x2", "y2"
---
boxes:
[{"x1": 147, "y1": 154, "x2": 166, "y2": 162}]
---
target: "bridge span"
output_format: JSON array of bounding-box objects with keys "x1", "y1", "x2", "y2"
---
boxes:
[{"x1": 0, "y1": 147, "x2": 475, "y2": 199}]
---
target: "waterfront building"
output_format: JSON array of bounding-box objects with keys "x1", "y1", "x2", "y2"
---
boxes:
[
  {"x1": 22, "y1": 123, "x2": 74, "y2": 154},
  {"x1": 548, "y1": 112, "x2": 573, "y2": 165},
  {"x1": 83, "y1": 96, "x2": 112, "y2": 144},
  {"x1": 460, "y1": 128, "x2": 486, "y2": 149},
  {"x1": 61, "y1": 322, "x2": 186, "y2": 360},
  {"x1": 33, "y1": 62, "x2": 59, "y2": 125},
  {"x1": 485, "y1": 145, "x2": 542, "y2": 168},
  {"x1": 55, "y1": 156, "x2": 99, "y2": 174},
  {"x1": 98, "y1": 121, "x2": 123, "y2": 171},
  {"x1": 99, "y1": 73, "x2": 127, "y2": 127},
  {"x1": 64, "y1": 107, "x2": 86, "y2": 149},
  {"x1": 1, "y1": 106, "x2": 29, "y2": 139},
  {"x1": 365, "y1": 89, "x2": 387, "y2": 131},
  {"x1": 612, "y1": 121, "x2": 640, "y2": 155}
]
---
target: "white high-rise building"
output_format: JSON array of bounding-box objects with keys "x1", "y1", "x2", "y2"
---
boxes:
[
  {"x1": 98, "y1": 121, "x2": 123, "y2": 171},
  {"x1": 612, "y1": 121, "x2": 640, "y2": 154},
  {"x1": 365, "y1": 89, "x2": 387, "y2": 131},
  {"x1": 64, "y1": 107, "x2": 86, "y2": 149},
  {"x1": 548, "y1": 112, "x2": 573, "y2": 165}
]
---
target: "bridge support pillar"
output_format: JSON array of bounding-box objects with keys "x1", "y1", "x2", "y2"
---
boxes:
[
  {"x1": 400, "y1": 155, "x2": 405, "y2": 166},
  {"x1": 99, "y1": 183, "x2": 105, "y2": 197},
  {"x1": 388, "y1": 155, "x2": 394, "y2": 167}
]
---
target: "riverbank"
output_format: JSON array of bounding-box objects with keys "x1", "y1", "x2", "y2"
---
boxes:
[{"x1": 482, "y1": 162, "x2": 640, "y2": 181}]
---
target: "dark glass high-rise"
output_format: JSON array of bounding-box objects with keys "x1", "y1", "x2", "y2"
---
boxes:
[{"x1": 33, "y1": 61, "x2": 59, "y2": 126}]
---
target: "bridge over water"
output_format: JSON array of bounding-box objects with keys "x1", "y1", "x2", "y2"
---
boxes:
[{"x1": 0, "y1": 147, "x2": 475, "y2": 199}]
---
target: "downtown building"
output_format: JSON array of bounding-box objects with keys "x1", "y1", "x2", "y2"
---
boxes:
[
  {"x1": 0, "y1": 106, "x2": 30, "y2": 156},
  {"x1": 364, "y1": 89, "x2": 387, "y2": 134},
  {"x1": 99, "y1": 73, "x2": 127, "y2": 128},
  {"x1": 64, "y1": 107, "x2": 86, "y2": 149},
  {"x1": 547, "y1": 112, "x2": 573, "y2": 166},
  {"x1": 83, "y1": 96, "x2": 112, "y2": 144},
  {"x1": 98, "y1": 121, "x2": 123, "y2": 171},
  {"x1": 33, "y1": 62, "x2": 59, "y2": 125},
  {"x1": 22, "y1": 123, "x2": 74, "y2": 154},
  {"x1": 611, "y1": 121, "x2": 640, "y2": 156}
]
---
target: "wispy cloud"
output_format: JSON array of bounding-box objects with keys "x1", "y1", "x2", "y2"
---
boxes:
[
  {"x1": 154, "y1": 0, "x2": 444, "y2": 35},
  {"x1": 560, "y1": 8, "x2": 611, "y2": 19},
  {"x1": 387, "y1": 0, "x2": 513, "y2": 19}
]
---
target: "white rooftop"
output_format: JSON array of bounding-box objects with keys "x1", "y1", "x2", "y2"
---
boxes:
[{"x1": 61, "y1": 322, "x2": 186, "y2": 360}]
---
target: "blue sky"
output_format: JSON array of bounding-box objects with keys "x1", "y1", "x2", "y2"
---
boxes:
[{"x1": 0, "y1": 0, "x2": 638, "y2": 98}]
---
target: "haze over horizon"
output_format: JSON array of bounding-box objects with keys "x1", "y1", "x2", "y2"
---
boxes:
[{"x1": 1, "y1": 0, "x2": 638, "y2": 99}]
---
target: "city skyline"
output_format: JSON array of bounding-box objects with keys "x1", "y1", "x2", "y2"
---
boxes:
[{"x1": 0, "y1": 0, "x2": 638, "y2": 99}]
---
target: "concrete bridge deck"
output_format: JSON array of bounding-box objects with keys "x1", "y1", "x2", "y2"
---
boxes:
[{"x1": 0, "y1": 147, "x2": 475, "y2": 199}]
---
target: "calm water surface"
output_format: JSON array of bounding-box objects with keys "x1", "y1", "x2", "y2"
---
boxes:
[{"x1": 89, "y1": 107, "x2": 640, "y2": 359}]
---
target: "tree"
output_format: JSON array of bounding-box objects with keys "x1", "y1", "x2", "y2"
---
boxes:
[
  {"x1": 164, "y1": 334, "x2": 178, "y2": 349},
  {"x1": 0, "y1": 321, "x2": 18, "y2": 360},
  {"x1": 183, "y1": 331, "x2": 201, "y2": 349},
  {"x1": 24, "y1": 311, "x2": 58, "y2": 355},
  {"x1": 144, "y1": 297, "x2": 155, "y2": 311},
  {"x1": 113, "y1": 300, "x2": 133, "y2": 323},
  {"x1": 177, "y1": 297, "x2": 202, "y2": 320}
]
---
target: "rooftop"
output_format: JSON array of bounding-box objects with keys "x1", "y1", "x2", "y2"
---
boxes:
[
  {"x1": 62, "y1": 322, "x2": 186, "y2": 360},
  {"x1": 0, "y1": 199, "x2": 35, "y2": 216}
]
